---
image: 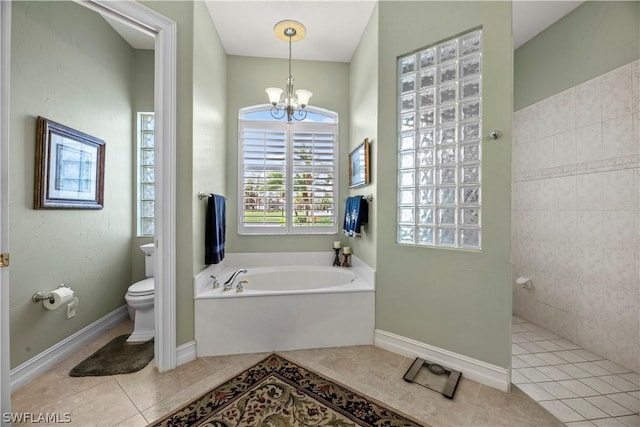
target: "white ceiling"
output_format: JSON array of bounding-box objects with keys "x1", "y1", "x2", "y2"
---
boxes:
[{"x1": 105, "y1": 1, "x2": 586, "y2": 59}]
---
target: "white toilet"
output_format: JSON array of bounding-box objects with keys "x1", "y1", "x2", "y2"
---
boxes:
[{"x1": 125, "y1": 243, "x2": 155, "y2": 343}]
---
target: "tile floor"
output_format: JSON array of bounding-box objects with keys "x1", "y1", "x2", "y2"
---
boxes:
[
  {"x1": 512, "y1": 315, "x2": 640, "y2": 426},
  {"x1": 10, "y1": 318, "x2": 564, "y2": 426}
]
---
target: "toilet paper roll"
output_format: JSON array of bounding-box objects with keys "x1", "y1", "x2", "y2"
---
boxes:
[{"x1": 43, "y1": 287, "x2": 74, "y2": 310}]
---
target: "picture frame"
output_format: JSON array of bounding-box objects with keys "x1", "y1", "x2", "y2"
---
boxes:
[
  {"x1": 34, "y1": 116, "x2": 105, "y2": 209},
  {"x1": 348, "y1": 138, "x2": 370, "y2": 188}
]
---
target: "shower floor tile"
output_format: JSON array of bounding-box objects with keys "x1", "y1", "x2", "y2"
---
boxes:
[{"x1": 513, "y1": 316, "x2": 640, "y2": 426}]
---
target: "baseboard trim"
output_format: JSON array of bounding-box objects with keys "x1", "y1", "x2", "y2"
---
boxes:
[
  {"x1": 374, "y1": 329, "x2": 510, "y2": 391},
  {"x1": 176, "y1": 340, "x2": 196, "y2": 367},
  {"x1": 10, "y1": 305, "x2": 129, "y2": 392}
]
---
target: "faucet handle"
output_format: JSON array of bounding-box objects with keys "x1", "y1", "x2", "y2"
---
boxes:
[
  {"x1": 236, "y1": 280, "x2": 248, "y2": 293},
  {"x1": 210, "y1": 275, "x2": 220, "y2": 289}
]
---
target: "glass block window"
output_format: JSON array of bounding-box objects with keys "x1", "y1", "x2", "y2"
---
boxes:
[
  {"x1": 137, "y1": 112, "x2": 155, "y2": 236},
  {"x1": 238, "y1": 106, "x2": 338, "y2": 235},
  {"x1": 397, "y1": 29, "x2": 482, "y2": 249}
]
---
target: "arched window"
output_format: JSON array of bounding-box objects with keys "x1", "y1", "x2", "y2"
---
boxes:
[{"x1": 238, "y1": 105, "x2": 339, "y2": 235}]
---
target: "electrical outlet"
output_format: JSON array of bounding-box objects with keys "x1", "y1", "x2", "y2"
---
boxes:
[{"x1": 67, "y1": 298, "x2": 78, "y2": 319}]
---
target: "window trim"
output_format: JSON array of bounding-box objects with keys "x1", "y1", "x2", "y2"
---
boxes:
[{"x1": 237, "y1": 106, "x2": 339, "y2": 235}]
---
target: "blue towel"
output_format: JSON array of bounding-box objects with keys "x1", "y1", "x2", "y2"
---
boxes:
[
  {"x1": 343, "y1": 196, "x2": 368, "y2": 237},
  {"x1": 205, "y1": 194, "x2": 225, "y2": 265}
]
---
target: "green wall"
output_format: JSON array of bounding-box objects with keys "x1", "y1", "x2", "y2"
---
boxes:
[
  {"x1": 131, "y1": 49, "x2": 154, "y2": 283},
  {"x1": 515, "y1": 1, "x2": 640, "y2": 110},
  {"x1": 225, "y1": 56, "x2": 350, "y2": 254},
  {"x1": 348, "y1": 5, "x2": 379, "y2": 267},
  {"x1": 10, "y1": 1, "x2": 135, "y2": 367},
  {"x1": 143, "y1": 0, "x2": 227, "y2": 346},
  {"x1": 376, "y1": 1, "x2": 513, "y2": 368},
  {"x1": 191, "y1": 2, "x2": 227, "y2": 277}
]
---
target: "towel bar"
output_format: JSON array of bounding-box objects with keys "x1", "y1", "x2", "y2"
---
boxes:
[
  {"x1": 345, "y1": 194, "x2": 373, "y2": 201},
  {"x1": 198, "y1": 192, "x2": 227, "y2": 200}
]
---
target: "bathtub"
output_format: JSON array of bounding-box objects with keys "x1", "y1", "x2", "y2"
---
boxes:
[{"x1": 194, "y1": 252, "x2": 375, "y2": 356}]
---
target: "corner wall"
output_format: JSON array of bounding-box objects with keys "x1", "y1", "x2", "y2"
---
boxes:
[
  {"x1": 9, "y1": 1, "x2": 134, "y2": 367},
  {"x1": 514, "y1": 1, "x2": 640, "y2": 110},
  {"x1": 513, "y1": 59, "x2": 640, "y2": 372},
  {"x1": 376, "y1": 1, "x2": 513, "y2": 368},
  {"x1": 348, "y1": 4, "x2": 378, "y2": 268}
]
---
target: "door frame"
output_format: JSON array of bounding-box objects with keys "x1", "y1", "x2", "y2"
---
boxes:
[{"x1": 0, "y1": 1, "x2": 177, "y2": 420}]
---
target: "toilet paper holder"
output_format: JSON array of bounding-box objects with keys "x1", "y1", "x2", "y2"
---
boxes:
[{"x1": 32, "y1": 284, "x2": 70, "y2": 303}]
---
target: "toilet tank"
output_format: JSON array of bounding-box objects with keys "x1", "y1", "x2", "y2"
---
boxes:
[{"x1": 140, "y1": 243, "x2": 155, "y2": 277}]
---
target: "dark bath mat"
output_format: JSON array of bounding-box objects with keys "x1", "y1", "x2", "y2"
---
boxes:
[{"x1": 69, "y1": 334, "x2": 153, "y2": 377}]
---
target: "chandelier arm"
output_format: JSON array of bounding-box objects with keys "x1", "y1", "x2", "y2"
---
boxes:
[
  {"x1": 293, "y1": 109, "x2": 308, "y2": 121},
  {"x1": 270, "y1": 107, "x2": 286, "y2": 120}
]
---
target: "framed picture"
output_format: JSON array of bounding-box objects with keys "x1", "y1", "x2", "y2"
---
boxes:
[
  {"x1": 34, "y1": 116, "x2": 105, "y2": 209},
  {"x1": 348, "y1": 138, "x2": 370, "y2": 188}
]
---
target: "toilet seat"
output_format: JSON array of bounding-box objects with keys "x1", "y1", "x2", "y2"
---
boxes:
[{"x1": 127, "y1": 278, "x2": 154, "y2": 297}]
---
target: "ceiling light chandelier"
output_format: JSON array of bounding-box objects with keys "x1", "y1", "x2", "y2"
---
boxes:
[{"x1": 265, "y1": 20, "x2": 313, "y2": 123}]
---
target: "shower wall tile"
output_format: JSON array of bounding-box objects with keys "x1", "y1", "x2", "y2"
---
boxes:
[
  {"x1": 554, "y1": 129, "x2": 577, "y2": 167},
  {"x1": 513, "y1": 60, "x2": 639, "y2": 373},
  {"x1": 576, "y1": 123, "x2": 603, "y2": 163},
  {"x1": 602, "y1": 64, "x2": 633, "y2": 121},
  {"x1": 575, "y1": 76, "x2": 602, "y2": 127},
  {"x1": 633, "y1": 60, "x2": 639, "y2": 114},
  {"x1": 603, "y1": 115, "x2": 635, "y2": 158}
]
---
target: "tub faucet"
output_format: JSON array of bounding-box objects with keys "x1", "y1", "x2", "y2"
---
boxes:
[
  {"x1": 224, "y1": 268, "x2": 247, "y2": 291},
  {"x1": 210, "y1": 275, "x2": 220, "y2": 289}
]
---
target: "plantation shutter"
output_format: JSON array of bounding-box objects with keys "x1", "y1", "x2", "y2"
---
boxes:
[
  {"x1": 292, "y1": 127, "x2": 336, "y2": 229},
  {"x1": 238, "y1": 115, "x2": 338, "y2": 235},
  {"x1": 240, "y1": 123, "x2": 287, "y2": 231}
]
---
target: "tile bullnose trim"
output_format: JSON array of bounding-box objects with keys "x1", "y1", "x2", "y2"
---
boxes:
[{"x1": 374, "y1": 329, "x2": 510, "y2": 392}]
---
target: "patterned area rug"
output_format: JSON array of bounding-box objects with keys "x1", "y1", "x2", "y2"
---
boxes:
[{"x1": 150, "y1": 353, "x2": 426, "y2": 426}]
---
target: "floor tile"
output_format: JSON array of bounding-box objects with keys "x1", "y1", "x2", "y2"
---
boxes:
[
  {"x1": 574, "y1": 361, "x2": 616, "y2": 377},
  {"x1": 556, "y1": 350, "x2": 589, "y2": 364},
  {"x1": 519, "y1": 367, "x2": 554, "y2": 383},
  {"x1": 619, "y1": 373, "x2": 640, "y2": 387},
  {"x1": 579, "y1": 377, "x2": 623, "y2": 394},
  {"x1": 539, "y1": 400, "x2": 585, "y2": 423},
  {"x1": 593, "y1": 360, "x2": 631, "y2": 375},
  {"x1": 537, "y1": 352, "x2": 570, "y2": 366},
  {"x1": 513, "y1": 343, "x2": 528, "y2": 355},
  {"x1": 585, "y1": 395, "x2": 633, "y2": 417},
  {"x1": 537, "y1": 366, "x2": 574, "y2": 381},
  {"x1": 538, "y1": 381, "x2": 580, "y2": 399},
  {"x1": 519, "y1": 353, "x2": 551, "y2": 367},
  {"x1": 518, "y1": 383, "x2": 557, "y2": 401},
  {"x1": 557, "y1": 364, "x2": 593, "y2": 379},
  {"x1": 607, "y1": 392, "x2": 640, "y2": 413},
  {"x1": 557, "y1": 380, "x2": 601, "y2": 397},
  {"x1": 520, "y1": 341, "x2": 548, "y2": 353},
  {"x1": 512, "y1": 355, "x2": 531, "y2": 368},
  {"x1": 550, "y1": 338, "x2": 582, "y2": 350},
  {"x1": 562, "y1": 398, "x2": 610, "y2": 419},
  {"x1": 511, "y1": 369, "x2": 532, "y2": 384},
  {"x1": 615, "y1": 414, "x2": 640, "y2": 427},
  {"x1": 536, "y1": 340, "x2": 565, "y2": 352},
  {"x1": 591, "y1": 418, "x2": 627, "y2": 427},
  {"x1": 512, "y1": 333, "x2": 529, "y2": 343},
  {"x1": 573, "y1": 349, "x2": 605, "y2": 362},
  {"x1": 600, "y1": 375, "x2": 640, "y2": 392},
  {"x1": 565, "y1": 422, "x2": 596, "y2": 427}
]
